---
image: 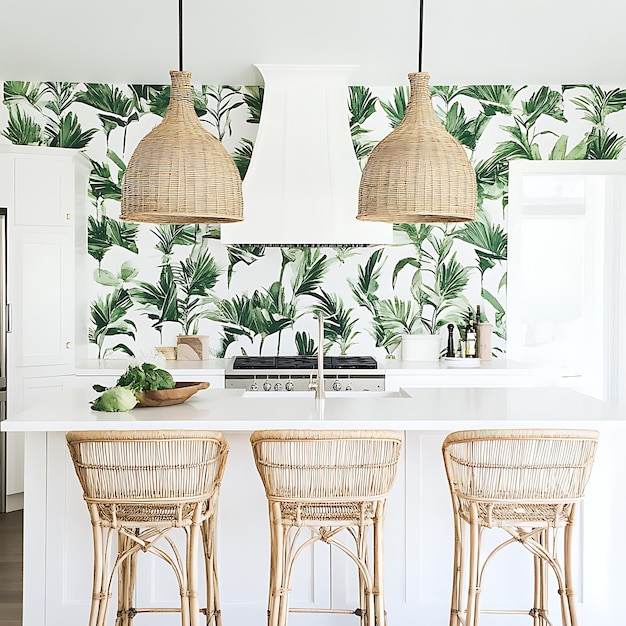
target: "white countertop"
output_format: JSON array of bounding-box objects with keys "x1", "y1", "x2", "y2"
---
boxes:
[
  {"x1": 74, "y1": 358, "x2": 230, "y2": 376},
  {"x1": 74, "y1": 357, "x2": 537, "y2": 376},
  {"x1": 2, "y1": 386, "x2": 623, "y2": 432}
]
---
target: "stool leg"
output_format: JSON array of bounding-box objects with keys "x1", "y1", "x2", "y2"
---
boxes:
[
  {"x1": 276, "y1": 523, "x2": 292, "y2": 626},
  {"x1": 355, "y1": 525, "x2": 368, "y2": 626},
  {"x1": 187, "y1": 522, "x2": 201, "y2": 626},
  {"x1": 268, "y1": 502, "x2": 284, "y2": 626},
  {"x1": 358, "y1": 548, "x2": 366, "y2": 626},
  {"x1": 202, "y1": 515, "x2": 222, "y2": 626},
  {"x1": 116, "y1": 533, "x2": 138, "y2": 626},
  {"x1": 358, "y1": 524, "x2": 375, "y2": 626},
  {"x1": 465, "y1": 506, "x2": 481, "y2": 626},
  {"x1": 177, "y1": 527, "x2": 191, "y2": 626},
  {"x1": 373, "y1": 502, "x2": 385, "y2": 626},
  {"x1": 449, "y1": 509, "x2": 463, "y2": 626},
  {"x1": 532, "y1": 529, "x2": 549, "y2": 626},
  {"x1": 89, "y1": 518, "x2": 108, "y2": 626},
  {"x1": 563, "y1": 516, "x2": 578, "y2": 626}
]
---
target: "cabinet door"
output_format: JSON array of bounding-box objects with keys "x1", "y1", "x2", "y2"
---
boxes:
[
  {"x1": 10, "y1": 229, "x2": 74, "y2": 368},
  {"x1": 13, "y1": 154, "x2": 75, "y2": 226}
]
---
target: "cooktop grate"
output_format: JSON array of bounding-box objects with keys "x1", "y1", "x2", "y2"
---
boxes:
[{"x1": 232, "y1": 356, "x2": 378, "y2": 370}]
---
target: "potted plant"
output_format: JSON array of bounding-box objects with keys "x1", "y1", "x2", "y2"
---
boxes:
[
  {"x1": 129, "y1": 231, "x2": 221, "y2": 359},
  {"x1": 390, "y1": 224, "x2": 472, "y2": 360}
]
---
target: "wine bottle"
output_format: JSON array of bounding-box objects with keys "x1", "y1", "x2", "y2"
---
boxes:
[
  {"x1": 475, "y1": 304, "x2": 481, "y2": 356},
  {"x1": 465, "y1": 311, "x2": 476, "y2": 358}
]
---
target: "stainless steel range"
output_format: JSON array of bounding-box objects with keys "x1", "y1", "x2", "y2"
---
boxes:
[{"x1": 225, "y1": 356, "x2": 384, "y2": 393}]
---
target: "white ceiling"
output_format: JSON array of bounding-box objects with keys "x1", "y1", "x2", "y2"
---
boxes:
[{"x1": 2, "y1": 0, "x2": 626, "y2": 86}]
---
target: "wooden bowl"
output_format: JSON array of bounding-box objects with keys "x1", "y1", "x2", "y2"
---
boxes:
[{"x1": 137, "y1": 382, "x2": 211, "y2": 407}]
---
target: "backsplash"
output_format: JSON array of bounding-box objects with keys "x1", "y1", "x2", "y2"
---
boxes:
[{"x1": 1, "y1": 81, "x2": 626, "y2": 359}]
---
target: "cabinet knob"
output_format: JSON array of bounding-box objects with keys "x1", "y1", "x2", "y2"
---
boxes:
[
  {"x1": 65, "y1": 341, "x2": 72, "y2": 349},
  {"x1": 66, "y1": 213, "x2": 71, "y2": 220}
]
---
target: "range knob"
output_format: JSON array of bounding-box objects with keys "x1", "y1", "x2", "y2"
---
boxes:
[
  {"x1": 263, "y1": 380, "x2": 272, "y2": 391},
  {"x1": 332, "y1": 379, "x2": 342, "y2": 391},
  {"x1": 345, "y1": 383, "x2": 353, "y2": 391},
  {"x1": 285, "y1": 381, "x2": 294, "y2": 391},
  {"x1": 250, "y1": 381, "x2": 259, "y2": 391},
  {"x1": 274, "y1": 382, "x2": 283, "y2": 391}
]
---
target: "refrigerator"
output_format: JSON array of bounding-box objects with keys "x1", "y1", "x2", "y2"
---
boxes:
[{"x1": 0, "y1": 209, "x2": 7, "y2": 513}]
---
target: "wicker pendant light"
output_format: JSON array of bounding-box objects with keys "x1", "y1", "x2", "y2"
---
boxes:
[
  {"x1": 357, "y1": 2, "x2": 476, "y2": 223},
  {"x1": 120, "y1": 2, "x2": 243, "y2": 224}
]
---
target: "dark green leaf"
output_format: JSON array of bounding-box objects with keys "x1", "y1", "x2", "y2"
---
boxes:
[
  {"x1": 295, "y1": 331, "x2": 316, "y2": 356},
  {"x1": 152, "y1": 224, "x2": 197, "y2": 257},
  {"x1": 107, "y1": 218, "x2": 139, "y2": 254},
  {"x1": 47, "y1": 112, "x2": 97, "y2": 148},
  {"x1": 233, "y1": 138, "x2": 254, "y2": 180},
  {"x1": 1, "y1": 106, "x2": 42, "y2": 145},
  {"x1": 3, "y1": 81, "x2": 45, "y2": 107},
  {"x1": 457, "y1": 85, "x2": 519, "y2": 116},
  {"x1": 585, "y1": 126, "x2": 626, "y2": 159},
  {"x1": 380, "y1": 86, "x2": 409, "y2": 129},
  {"x1": 520, "y1": 86, "x2": 566, "y2": 127},
  {"x1": 242, "y1": 86, "x2": 264, "y2": 124}
]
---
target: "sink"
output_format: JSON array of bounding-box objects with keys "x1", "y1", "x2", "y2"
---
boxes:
[
  {"x1": 242, "y1": 391, "x2": 315, "y2": 398},
  {"x1": 241, "y1": 390, "x2": 409, "y2": 399},
  {"x1": 325, "y1": 390, "x2": 409, "y2": 398}
]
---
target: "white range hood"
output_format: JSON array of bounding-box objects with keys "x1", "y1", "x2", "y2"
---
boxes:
[{"x1": 220, "y1": 64, "x2": 392, "y2": 246}]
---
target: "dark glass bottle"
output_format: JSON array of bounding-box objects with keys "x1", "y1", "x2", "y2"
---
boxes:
[{"x1": 446, "y1": 324, "x2": 455, "y2": 357}]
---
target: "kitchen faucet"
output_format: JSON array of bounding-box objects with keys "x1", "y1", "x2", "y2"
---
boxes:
[{"x1": 309, "y1": 313, "x2": 325, "y2": 399}]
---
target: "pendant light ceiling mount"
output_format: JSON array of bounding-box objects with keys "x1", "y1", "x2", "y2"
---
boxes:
[
  {"x1": 357, "y1": 0, "x2": 476, "y2": 224},
  {"x1": 120, "y1": 0, "x2": 243, "y2": 224}
]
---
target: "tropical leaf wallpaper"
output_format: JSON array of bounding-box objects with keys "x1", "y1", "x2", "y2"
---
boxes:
[{"x1": 2, "y1": 80, "x2": 626, "y2": 359}]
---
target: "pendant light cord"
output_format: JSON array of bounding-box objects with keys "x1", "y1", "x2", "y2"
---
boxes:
[
  {"x1": 418, "y1": 0, "x2": 424, "y2": 72},
  {"x1": 178, "y1": 0, "x2": 183, "y2": 71}
]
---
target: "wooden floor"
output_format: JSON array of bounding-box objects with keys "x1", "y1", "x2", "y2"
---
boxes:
[{"x1": 0, "y1": 511, "x2": 22, "y2": 626}]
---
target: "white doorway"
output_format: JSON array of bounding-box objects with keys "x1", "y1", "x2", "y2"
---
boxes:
[{"x1": 508, "y1": 160, "x2": 626, "y2": 406}]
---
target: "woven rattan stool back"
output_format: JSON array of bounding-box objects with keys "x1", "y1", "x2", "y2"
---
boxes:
[
  {"x1": 442, "y1": 428, "x2": 599, "y2": 626},
  {"x1": 67, "y1": 430, "x2": 229, "y2": 626},
  {"x1": 251, "y1": 429, "x2": 401, "y2": 501},
  {"x1": 251, "y1": 429, "x2": 402, "y2": 626}
]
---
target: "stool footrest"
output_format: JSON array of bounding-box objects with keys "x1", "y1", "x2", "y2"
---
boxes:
[{"x1": 289, "y1": 607, "x2": 360, "y2": 614}]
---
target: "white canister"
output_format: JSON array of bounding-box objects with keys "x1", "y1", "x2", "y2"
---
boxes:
[{"x1": 401, "y1": 334, "x2": 442, "y2": 361}]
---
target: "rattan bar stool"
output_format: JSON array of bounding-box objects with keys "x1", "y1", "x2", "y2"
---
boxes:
[
  {"x1": 250, "y1": 429, "x2": 402, "y2": 626},
  {"x1": 442, "y1": 429, "x2": 599, "y2": 626},
  {"x1": 66, "y1": 430, "x2": 229, "y2": 626}
]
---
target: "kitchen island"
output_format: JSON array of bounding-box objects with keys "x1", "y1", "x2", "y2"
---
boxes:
[{"x1": 3, "y1": 386, "x2": 625, "y2": 626}]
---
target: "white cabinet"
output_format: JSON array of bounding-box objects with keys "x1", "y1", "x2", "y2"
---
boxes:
[
  {"x1": 508, "y1": 160, "x2": 626, "y2": 405},
  {"x1": 11, "y1": 230, "x2": 75, "y2": 368},
  {"x1": 0, "y1": 145, "x2": 89, "y2": 501}
]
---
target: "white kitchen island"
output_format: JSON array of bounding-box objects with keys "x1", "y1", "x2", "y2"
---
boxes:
[{"x1": 3, "y1": 386, "x2": 625, "y2": 626}]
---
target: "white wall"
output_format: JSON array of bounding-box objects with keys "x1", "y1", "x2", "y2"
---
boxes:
[{"x1": 1, "y1": 0, "x2": 626, "y2": 85}]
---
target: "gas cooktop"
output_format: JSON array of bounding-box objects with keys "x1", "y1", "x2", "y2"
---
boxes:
[{"x1": 231, "y1": 356, "x2": 378, "y2": 370}]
